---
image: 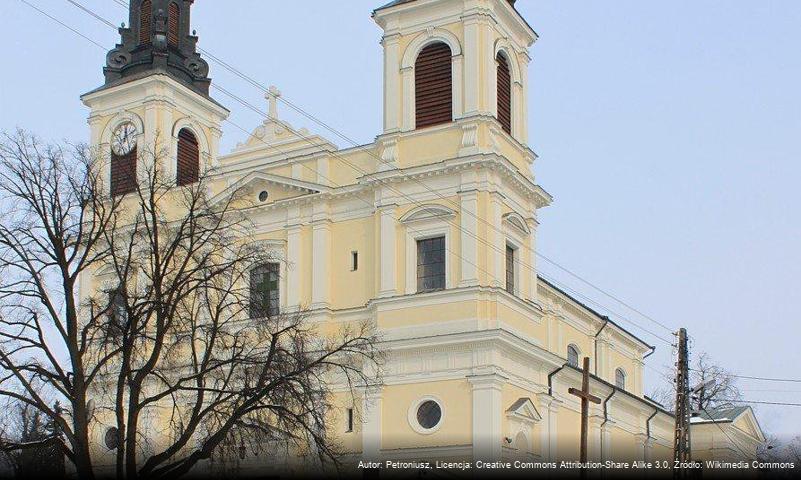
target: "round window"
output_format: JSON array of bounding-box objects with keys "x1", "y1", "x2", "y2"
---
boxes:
[
  {"x1": 258, "y1": 190, "x2": 269, "y2": 202},
  {"x1": 104, "y1": 427, "x2": 120, "y2": 450},
  {"x1": 416, "y1": 400, "x2": 442, "y2": 430}
]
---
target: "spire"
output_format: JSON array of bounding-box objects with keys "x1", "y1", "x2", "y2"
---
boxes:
[{"x1": 103, "y1": 0, "x2": 211, "y2": 95}]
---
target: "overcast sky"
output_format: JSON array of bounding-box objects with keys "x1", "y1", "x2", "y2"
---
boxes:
[{"x1": 1, "y1": 1, "x2": 799, "y2": 440}]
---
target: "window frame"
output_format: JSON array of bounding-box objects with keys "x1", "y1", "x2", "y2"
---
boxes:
[
  {"x1": 414, "y1": 41, "x2": 454, "y2": 130},
  {"x1": 567, "y1": 344, "x2": 580, "y2": 368},
  {"x1": 404, "y1": 222, "x2": 451, "y2": 294},
  {"x1": 176, "y1": 128, "x2": 200, "y2": 186},
  {"x1": 496, "y1": 51, "x2": 513, "y2": 134},
  {"x1": 505, "y1": 242, "x2": 518, "y2": 296},
  {"x1": 346, "y1": 408, "x2": 354, "y2": 433},
  {"x1": 249, "y1": 262, "x2": 281, "y2": 319},
  {"x1": 615, "y1": 368, "x2": 627, "y2": 390},
  {"x1": 415, "y1": 235, "x2": 447, "y2": 293},
  {"x1": 408, "y1": 396, "x2": 445, "y2": 435}
]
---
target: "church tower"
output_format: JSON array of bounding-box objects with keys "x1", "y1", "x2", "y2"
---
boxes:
[
  {"x1": 373, "y1": 0, "x2": 537, "y2": 171},
  {"x1": 81, "y1": 0, "x2": 228, "y2": 195}
]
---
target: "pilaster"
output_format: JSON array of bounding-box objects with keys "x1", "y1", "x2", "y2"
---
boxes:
[
  {"x1": 537, "y1": 394, "x2": 562, "y2": 461},
  {"x1": 286, "y1": 214, "x2": 302, "y2": 309},
  {"x1": 459, "y1": 188, "x2": 479, "y2": 287},
  {"x1": 378, "y1": 205, "x2": 398, "y2": 297},
  {"x1": 362, "y1": 387, "x2": 383, "y2": 461},
  {"x1": 468, "y1": 372, "x2": 507, "y2": 462}
]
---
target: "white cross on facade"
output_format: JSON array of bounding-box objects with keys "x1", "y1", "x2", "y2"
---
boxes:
[{"x1": 266, "y1": 86, "x2": 281, "y2": 119}]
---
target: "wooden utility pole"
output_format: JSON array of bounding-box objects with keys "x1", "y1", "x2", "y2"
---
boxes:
[
  {"x1": 673, "y1": 328, "x2": 692, "y2": 470},
  {"x1": 569, "y1": 356, "x2": 601, "y2": 471}
]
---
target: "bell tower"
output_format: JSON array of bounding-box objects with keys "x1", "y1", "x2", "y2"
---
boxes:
[
  {"x1": 81, "y1": 0, "x2": 228, "y2": 194},
  {"x1": 373, "y1": 0, "x2": 537, "y2": 145}
]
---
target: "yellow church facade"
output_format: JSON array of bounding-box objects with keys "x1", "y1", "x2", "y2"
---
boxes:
[{"x1": 77, "y1": 0, "x2": 765, "y2": 474}]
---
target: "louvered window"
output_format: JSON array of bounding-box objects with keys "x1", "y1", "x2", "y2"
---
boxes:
[
  {"x1": 168, "y1": 2, "x2": 180, "y2": 48},
  {"x1": 176, "y1": 129, "x2": 199, "y2": 186},
  {"x1": 415, "y1": 42, "x2": 453, "y2": 129},
  {"x1": 497, "y1": 52, "x2": 512, "y2": 134},
  {"x1": 111, "y1": 148, "x2": 137, "y2": 196},
  {"x1": 139, "y1": 0, "x2": 152, "y2": 46}
]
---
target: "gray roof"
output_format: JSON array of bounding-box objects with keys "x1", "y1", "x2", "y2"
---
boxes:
[{"x1": 693, "y1": 405, "x2": 750, "y2": 423}]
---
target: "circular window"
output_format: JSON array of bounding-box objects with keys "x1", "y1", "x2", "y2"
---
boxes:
[
  {"x1": 258, "y1": 191, "x2": 269, "y2": 202},
  {"x1": 408, "y1": 396, "x2": 444, "y2": 434},
  {"x1": 417, "y1": 400, "x2": 441, "y2": 429},
  {"x1": 104, "y1": 427, "x2": 120, "y2": 450}
]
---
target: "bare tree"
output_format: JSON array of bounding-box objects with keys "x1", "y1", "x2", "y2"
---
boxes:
[
  {"x1": 647, "y1": 352, "x2": 741, "y2": 413},
  {"x1": 689, "y1": 353, "x2": 741, "y2": 412},
  {"x1": 0, "y1": 130, "x2": 381, "y2": 479}
]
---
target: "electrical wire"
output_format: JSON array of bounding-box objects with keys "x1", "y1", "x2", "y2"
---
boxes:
[
  {"x1": 101, "y1": 0, "x2": 678, "y2": 338},
  {"x1": 32, "y1": 0, "x2": 679, "y2": 354}
]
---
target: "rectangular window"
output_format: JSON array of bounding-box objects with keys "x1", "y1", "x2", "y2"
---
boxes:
[
  {"x1": 506, "y1": 245, "x2": 515, "y2": 295},
  {"x1": 351, "y1": 251, "x2": 359, "y2": 272},
  {"x1": 249, "y1": 263, "x2": 280, "y2": 318},
  {"x1": 346, "y1": 408, "x2": 354, "y2": 432},
  {"x1": 417, "y1": 236, "x2": 446, "y2": 292}
]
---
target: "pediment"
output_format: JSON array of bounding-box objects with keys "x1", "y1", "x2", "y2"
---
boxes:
[
  {"x1": 732, "y1": 408, "x2": 766, "y2": 442},
  {"x1": 399, "y1": 204, "x2": 456, "y2": 224},
  {"x1": 503, "y1": 212, "x2": 531, "y2": 235},
  {"x1": 210, "y1": 171, "x2": 327, "y2": 207},
  {"x1": 506, "y1": 398, "x2": 542, "y2": 424}
]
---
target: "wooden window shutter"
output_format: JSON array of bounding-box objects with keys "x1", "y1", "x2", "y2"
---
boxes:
[
  {"x1": 415, "y1": 42, "x2": 453, "y2": 129},
  {"x1": 139, "y1": 0, "x2": 152, "y2": 46},
  {"x1": 168, "y1": 2, "x2": 180, "y2": 48},
  {"x1": 111, "y1": 148, "x2": 137, "y2": 196},
  {"x1": 176, "y1": 129, "x2": 200, "y2": 186},
  {"x1": 497, "y1": 53, "x2": 512, "y2": 134}
]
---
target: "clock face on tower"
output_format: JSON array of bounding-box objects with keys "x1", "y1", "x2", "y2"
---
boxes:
[{"x1": 111, "y1": 122, "x2": 137, "y2": 156}]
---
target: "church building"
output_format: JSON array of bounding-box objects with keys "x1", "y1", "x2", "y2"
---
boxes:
[{"x1": 79, "y1": 0, "x2": 765, "y2": 474}]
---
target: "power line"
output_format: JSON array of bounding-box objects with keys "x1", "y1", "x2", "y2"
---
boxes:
[
  {"x1": 19, "y1": 0, "x2": 106, "y2": 50},
  {"x1": 101, "y1": 0, "x2": 678, "y2": 338},
  {"x1": 689, "y1": 369, "x2": 801, "y2": 384},
  {"x1": 48, "y1": 0, "x2": 678, "y2": 351},
  {"x1": 730, "y1": 400, "x2": 801, "y2": 408}
]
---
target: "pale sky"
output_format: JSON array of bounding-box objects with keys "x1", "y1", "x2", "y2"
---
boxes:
[{"x1": 1, "y1": 1, "x2": 799, "y2": 440}]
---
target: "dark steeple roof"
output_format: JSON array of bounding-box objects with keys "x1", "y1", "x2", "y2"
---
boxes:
[{"x1": 102, "y1": 0, "x2": 211, "y2": 95}]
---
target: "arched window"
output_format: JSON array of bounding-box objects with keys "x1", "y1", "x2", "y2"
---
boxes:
[
  {"x1": 110, "y1": 122, "x2": 138, "y2": 196},
  {"x1": 415, "y1": 42, "x2": 453, "y2": 129},
  {"x1": 496, "y1": 52, "x2": 512, "y2": 134},
  {"x1": 176, "y1": 128, "x2": 200, "y2": 186},
  {"x1": 567, "y1": 345, "x2": 580, "y2": 368},
  {"x1": 168, "y1": 2, "x2": 180, "y2": 47},
  {"x1": 139, "y1": 0, "x2": 152, "y2": 46},
  {"x1": 615, "y1": 368, "x2": 627, "y2": 390}
]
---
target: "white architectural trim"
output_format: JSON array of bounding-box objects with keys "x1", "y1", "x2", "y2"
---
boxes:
[
  {"x1": 407, "y1": 395, "x2": 446, "y2": 435},
  {"x1": 404, "y1": 222, "x2": 451, "y2": 294},
  {"x1": 400, "y1": 28, "x2": 464, "y2": 131},
  {"x1": 170, "y1": 117, "x2": 211, "y2": 180},
  {"x1": 399, "y1": 203, "x2": 456, "y2": 224}
]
